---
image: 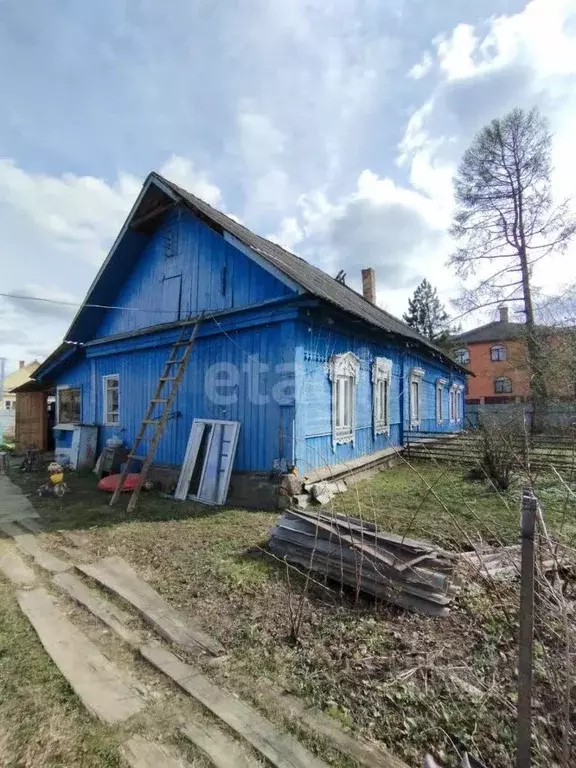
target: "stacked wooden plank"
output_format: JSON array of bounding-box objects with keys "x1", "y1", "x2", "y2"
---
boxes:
[
  {"x1": 460, "y1": 544, "x2": 563, "y2": 581},
  {"x1": 269, "y1": 510, "x2": 459, "y2": 616}
]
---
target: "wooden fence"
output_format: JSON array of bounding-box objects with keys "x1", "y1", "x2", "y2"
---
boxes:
[{"x1": 405, "y1": 430, "x2": 576, "y2": 474}]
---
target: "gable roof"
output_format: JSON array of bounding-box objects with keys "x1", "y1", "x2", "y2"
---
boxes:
[
  {"x1": 454, "y1": 320, "x2": 540, "y2": 344},
  {"x1": 152, "y1": 174, "x2": 466, "y2": 370},
  {"x1": 3, "y1": 360, "x2": 40, "y2": 394},
  {"x1": 57, "y1": 172, "x2": 466, "y2": 374}
]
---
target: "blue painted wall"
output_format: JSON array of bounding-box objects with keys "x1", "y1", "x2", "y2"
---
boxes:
[
  {"x1": 50, "y1": 310, "x2": 465, "y2": 475},
  {"x1": 96, "y1": 210, "x2": 293, "y2": 339},
  {"x1": 293, "y1": 317, "x2": 465, "y2": 473},
  {"x1": 44, "y1": 200, "x2": 465, "y2": 479},
  {"x1": 53, "y1": 358, "x2": 92, "y2": 423},
  {"x1": 53, "y1": 318, "x2": 297, "y2": 473}
]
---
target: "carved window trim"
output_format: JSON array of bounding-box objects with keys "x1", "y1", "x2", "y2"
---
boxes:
[
  {"x1": 410, "y1": 367, "x2": 425, "y2": 428},
  {"x1": 372, "y1": 357, "x2": 392, "y2": 436},
  {"x1": 329, "y1": 352, "x2": 360, "y2": 447},
  {"x1": 449, "y1": 382, "x2": 459, "y2": 421},
  {"x1": 436, "y1": 377, "x2": 447, "y2": 424}
]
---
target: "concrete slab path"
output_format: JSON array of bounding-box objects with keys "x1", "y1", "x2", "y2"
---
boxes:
[
  {"x1": 0, "y1": 539, "x2": 37, "y2": 586},
  {"x1": 122, "y1": 736, "x2": 194, "y2": 768},
  {"x1": 0, "y1": 474, "x2": 39, "y2": 524},
  {"x1": 1, "y1": 521, "x2": 70, "y2": 573}
]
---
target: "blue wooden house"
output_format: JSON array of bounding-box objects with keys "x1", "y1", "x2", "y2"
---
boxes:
[{"x1": 30, "y1": 172, "x2": 467, "y2": 503}]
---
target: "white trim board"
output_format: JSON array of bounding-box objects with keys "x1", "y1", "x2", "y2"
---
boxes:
[{"x1": 175, "y1": 419, "x2": 240, "y2": 505}]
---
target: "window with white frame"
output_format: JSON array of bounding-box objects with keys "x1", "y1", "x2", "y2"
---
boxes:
[
  {"x1": 436, "y1": 378, "x2": 447, "y2": 424},
  {"x1": 57, "y1": 386, "x2": 82, "y2": 424},
  {"x1": 103, "y1": 375, "x2": 120, "y2": 425},
  {"x1": 456, "y1": 385, "x2": 464, "y2": 420},
  {"x1": 329, "y1": 352, "x2": 359, "y2": 446},
  {"x1": 410, "y1": 368, "x2": 424, "y2": 427},
  {"x1": 449, "y1": 383, "x2": 458, "y2": 421},
  {"x1": 454, "y1": 348, "x2": 470, "y2": 364},
  {"x1": 494, "y1": 376, "x2": 512, "y2": 394},
  {"x1": 372, "y1": 357, "x2": 392, "y2": 435},
  {"x1": 490, "y1": 344, "x2": 507, "y2": 361}
]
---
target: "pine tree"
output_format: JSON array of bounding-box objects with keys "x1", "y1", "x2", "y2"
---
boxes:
[{"x1": 403, "y1": 279, "x2": 449, "y2": 341}]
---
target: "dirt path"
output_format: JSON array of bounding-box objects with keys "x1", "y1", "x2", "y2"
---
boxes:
[{"x1": 0, "y1": 475, "x2": 338, "y2": 768}]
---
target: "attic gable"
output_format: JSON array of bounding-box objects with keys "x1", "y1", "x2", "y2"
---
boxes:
[{"x1": 64, "y1": 175, "x2": 301, "y2": 343}]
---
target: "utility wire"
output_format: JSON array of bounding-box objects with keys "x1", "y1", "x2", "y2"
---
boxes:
[{"x1": 0, "y1": 292, "x2": 186, "y2": 314}]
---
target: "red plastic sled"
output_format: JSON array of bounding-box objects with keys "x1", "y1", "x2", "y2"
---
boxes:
[{"x1": 98, "y1": 473, "x2": 141, "y2": 493}]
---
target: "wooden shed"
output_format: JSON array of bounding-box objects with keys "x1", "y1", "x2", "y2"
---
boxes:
[{"x1": 13, "y1": 381, "x2": 51, "y2": 451}]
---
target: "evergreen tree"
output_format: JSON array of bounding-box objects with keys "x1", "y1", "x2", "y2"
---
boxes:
[{"x1": 403, "y1": 279, "x2": 449, "y2": 341}]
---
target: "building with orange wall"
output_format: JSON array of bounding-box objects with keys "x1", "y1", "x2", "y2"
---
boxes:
[
  {"x1": 453, "y1": 306, "x2": 576, "y2": 406},
  {"x1": 453, "y1": 307, "x2": 535, "y2": 404}
]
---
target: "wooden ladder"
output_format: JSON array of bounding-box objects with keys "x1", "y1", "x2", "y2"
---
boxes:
[{"x1": 109, "y1": 315, "x2": 203, "y2": 513}]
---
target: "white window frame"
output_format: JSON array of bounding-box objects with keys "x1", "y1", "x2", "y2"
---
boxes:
[
  {"x1": 494, "y1": 376, "x2": 513, "y2": 394},
  {"x1": 329, "y1": 352, "x2": 359, "y2": 448},
  {"x1": 454, "y1": 348, "x2": 470, "y2": 365},
  {"x1": 409, "y1": 368, "x2": 425, "y2": 428},
  {"x1": 456, "y1": 385, "x2": 464, "y2": 420},
  {"x1": 372, "y1": 357, "x2": 392, "y2": 436},
  {"x1": 436, "y1": 378, "x2": 447, "y2": 424},
  {"x1": 449, "y1": 383, "x2": 459, "y2": 422},
  {"x1": 56, "y1": 385, "x2": 82, "y2": 425},
  {"x1": 102, "y1": 374, "x2": 120, "y2": 426},
  {"x1": 490, "y1": 344, "x2": 508, "y2": 362}
]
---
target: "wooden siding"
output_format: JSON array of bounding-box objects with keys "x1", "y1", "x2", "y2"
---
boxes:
[
  {"x1": 293, "y1": 318, "x2": 465, "y2": 473},
  {"x1": 95, "y1": 209, "x2": 293, "y2": 339},
  {"x1": 15, "y1": 392, "x2": 47, "y2": 451},
  {"x1": 54, "y1": 319, "x2": 297, "y2": 473}
]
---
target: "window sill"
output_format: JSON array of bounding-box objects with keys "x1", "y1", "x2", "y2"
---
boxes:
[
  {"x1": 334, "y1": 433, "x2": 354, "y2": 445},
  {"x1": 374, "y1": 425, "x2": 390, "y2": 436}
]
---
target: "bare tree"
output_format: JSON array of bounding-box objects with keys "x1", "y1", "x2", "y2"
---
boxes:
[{"x1": 450, "y1": 107, "x2": 576, "y2": 429}]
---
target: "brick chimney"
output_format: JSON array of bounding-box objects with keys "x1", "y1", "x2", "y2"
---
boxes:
[
  {"x1": 361, "y1": 268, "x2": 376, "y2": 304},
  {"x1": 18, "y1": 360, "x2": 25, "y2": 369},
  {"x1": 499, "y1": 306, "x2": 509, "y2": 323}
]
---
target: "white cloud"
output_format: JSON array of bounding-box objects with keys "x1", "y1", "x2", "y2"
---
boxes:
[
  {"x1": 0, "y1": 159, "x2": 139, "y2": 266},
  {"x1": 235, "y1": 109, "x2": 292, "y2": 215},
  {"x1": 435, "y1": 24, "x2": 479, "y2": 80},
  {"x1": 408, "y1": 51, "x2": 433, "y2": 80},
  {"x1": 0, "y1": 156, "x2": 224, "y2": 364},
  {"x1": 265, "y1": 168, "x2": 451, "y2": 313},
  {"x1": 398, "y1": 0, "x2": 576, "y2": 320},
  {"x1": 159, "y1": 156, "x2": 223, "y2": 207},
  {"x1": 267, "y1": 216, "x2": 303, "y2": 250}
]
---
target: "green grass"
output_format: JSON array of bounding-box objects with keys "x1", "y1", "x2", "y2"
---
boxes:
[
  {"x1": 6, "y1": 461, "x2": 576, "y2": 767},
  {"x1": 332, "y1": 462, "x2": 576, "y2": 550},
  {"x1": 0, "y1": 580, "x2": 121, "y2": 767}
]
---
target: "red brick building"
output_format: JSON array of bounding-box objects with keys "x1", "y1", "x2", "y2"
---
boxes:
[
  {"x1": 453, "y1": 307, "x2": 576, "y2": 408},
  {"x1": 453, "y1": 307, "x2": 534, "y2": 405}
]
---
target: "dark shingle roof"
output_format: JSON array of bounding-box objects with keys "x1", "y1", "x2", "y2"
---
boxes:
[
  {"x1": 154, "y1": 174, "x2": 465, "y2": 371},
  {"x1": 454, "y1": 321, "x2": 531, "y2": 344}
]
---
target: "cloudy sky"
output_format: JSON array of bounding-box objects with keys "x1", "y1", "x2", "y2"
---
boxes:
[{"x1": 1, "y1": 0, "x2": 576, "y2": 372}]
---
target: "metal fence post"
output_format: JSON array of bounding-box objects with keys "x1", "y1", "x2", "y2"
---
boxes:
[{"x1": 517, "y1": 489, "x2": 538, "y2": 768}]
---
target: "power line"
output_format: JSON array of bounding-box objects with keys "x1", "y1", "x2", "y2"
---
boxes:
[{"x1": 0, "y1": 292, "x2": 188, "y2": 314}]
